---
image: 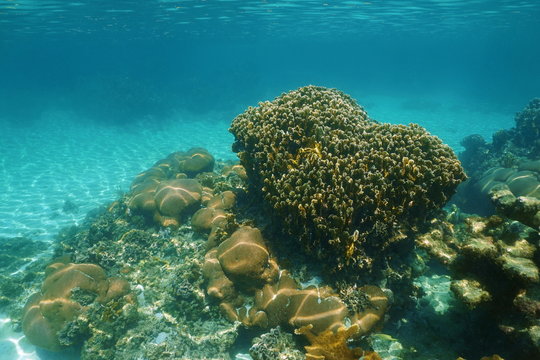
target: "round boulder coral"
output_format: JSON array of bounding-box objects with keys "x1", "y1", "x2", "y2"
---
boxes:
[
  {"x1": 230, "y1": 85, "x2": 465, "y2": 271},
  {"x1": 217, "y1": 226, "x2": 278, "y2": 287},
  {"x1": 22, "y1": 262, "x2": 130, "y2": 351}
]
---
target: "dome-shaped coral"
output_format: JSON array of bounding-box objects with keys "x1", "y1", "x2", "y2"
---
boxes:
[
  {"x1": 22, "y1": 262, "x2": 130, "y2": 351},
  {"x1": 127, "y1": 148, "x2": 214, "y2": 228}
]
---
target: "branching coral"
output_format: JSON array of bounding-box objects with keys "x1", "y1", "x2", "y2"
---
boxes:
[{"x1": 230, "y1": 85, "x2": 465, "y2": 271}]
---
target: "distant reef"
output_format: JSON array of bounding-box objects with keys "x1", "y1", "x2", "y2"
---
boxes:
[
  {"x1": 456, "y1": 98, "x2": 540, "y2": 220},
  {"x1": 5, "y1": 86, "x2": 536, "y2": 360}
]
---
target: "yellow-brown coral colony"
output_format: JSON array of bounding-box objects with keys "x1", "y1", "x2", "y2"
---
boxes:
[
  {"x1": 127, "y1": 148, "x2": 215, "y2": 227},
  {"x1": 189, "y1": 179, "x2": 388, "y2": 358},
  {"x1": 230, "y1": 85, "x2": 466, "y2": 271},
  {"x1": 22, "y1": 261, "x2": 130, "y2": 351}
]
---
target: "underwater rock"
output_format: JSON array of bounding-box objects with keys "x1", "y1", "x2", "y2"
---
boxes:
[
  {"x1": 490, "y1": 183, "x2": 540, "y2": 230},
  {"x1": 498, "y1": 253, "x2": 539, "y2": 283},
  {"x1": 22, "y1": 261, "x2": 130, "y2": 351},
  {"x1": 230, "y1": 85, "x2": 465, "y2": 272}
]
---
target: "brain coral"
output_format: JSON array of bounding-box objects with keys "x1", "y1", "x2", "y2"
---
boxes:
[{"x1": 230, "y1": 85, "x2": 465, "y2": 270}]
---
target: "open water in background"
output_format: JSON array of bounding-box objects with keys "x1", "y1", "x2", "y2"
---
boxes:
[{"x1": 2, "y1": 0, "x2": 540, "y2": 124}]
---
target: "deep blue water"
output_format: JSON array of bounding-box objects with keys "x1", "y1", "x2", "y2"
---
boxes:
[{"x1": 1, "y1": 0, "x2": 540, "y2": 127}]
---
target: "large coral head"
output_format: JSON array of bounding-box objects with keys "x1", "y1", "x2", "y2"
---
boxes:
[{"x1": 230, "y1": 85, "x2": 465, "y2": 272}]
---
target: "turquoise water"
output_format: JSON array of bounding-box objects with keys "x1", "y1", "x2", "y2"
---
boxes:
[{"x1": 1, "y1": 1, "x2": 540, "y2": 359}]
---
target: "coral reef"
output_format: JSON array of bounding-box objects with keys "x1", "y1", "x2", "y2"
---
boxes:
[
  {"x1": 201, "y1": 222, "x2": 389, "y2": 355},
  {"x1": 416, "y1": 215, "x2": 540, "y2": 358},
  {"x1": 52, "y1": 198, "x2": 240, "y2": 359},
  {"x1": 457, "y1": 99, "x2": 540, "y2": 217},
  {"x1": 230, "y1": 85, "x2": 465, "y2": 271},
  {"x1": 6, "y1": 146, "x2": 393, "y2": 360},
  {"x1": 513, "y1": 98, "x2": 540, "y2": 157},
  {"x1": 2, "y1": 152, "x2": 251, "y2": 359},
  {"x1": 460, "y1": 98, "x2": 540, "y2": 179},
  {"x1": 21, "y1": 260, "x2": 131, "y2": 351},
  {"x1": 462, "y1": 161, "x2": 540, "y2": 228}
]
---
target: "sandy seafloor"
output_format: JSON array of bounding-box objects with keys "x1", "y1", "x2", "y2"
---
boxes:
[{"x1": 0, "y1": 92, "x2": 515, "y2": 359}]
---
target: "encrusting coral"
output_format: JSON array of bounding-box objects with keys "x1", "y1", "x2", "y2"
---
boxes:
[
  {"x1": 230, "y1": 85, "x2": 465, "y2": 271},
  {"x1": 22, "y1": 261, "x2": 130, "y2": 351}
]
